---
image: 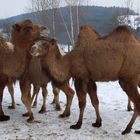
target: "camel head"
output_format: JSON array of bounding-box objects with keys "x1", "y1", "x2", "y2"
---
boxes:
[
  {"x1": 30, "y1": 38, "x2": 57, "y2": 57},
  {"x1": 11, "y1": 19, "x2": 47, "y2": 45}
]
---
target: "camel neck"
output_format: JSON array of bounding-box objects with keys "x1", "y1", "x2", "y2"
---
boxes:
[{"x1": 41, "y1": 47, "x2": 70, "y2": 83}]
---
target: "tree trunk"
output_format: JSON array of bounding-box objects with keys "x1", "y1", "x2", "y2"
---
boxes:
[{"x1": 69, "y1": 6, "x2": 74, "y2": 47}]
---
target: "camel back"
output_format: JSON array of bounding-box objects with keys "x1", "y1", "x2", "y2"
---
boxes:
[{"x1": 102, "y1": 25, "x2": 134, "y2": 42}]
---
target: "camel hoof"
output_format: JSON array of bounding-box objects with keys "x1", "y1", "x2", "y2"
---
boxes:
[
  {"x1": 121, "y1": 129, "x2": 131, "y2": 135},
  {"x1": 39, "y1": 109, "x2": 46, "y2": 114},
  {"x1": 70, "y1": 123, "x2": 81, "y2": 129},
  {"x1": 32, "y1": 105, "x2": 37, "y2": 108},
  {"x1": 127, "y1": 108, "x2": 133, "y2": 112},
  {"x1": 8, "y1": 105, "x2": 15, "y2": 109},
  {"x1": 22, "y1": 112, "x2": 29, "y2": 117},
  {"x1": 32, "y1": 102, "x2": 37, "y2": 108},
  {"x1": 59, "y1": 113, "x2": 70, "y2": 118},
  {"x1": 27, "y1": 117, "x2": 34, "y2": 123},
  {"x1": 135, "y1": 130, "x2": 140, "y2": 134},
  {"x1": 92, "y1": 122, "x2": 102, "y2": 128},
  {"x1": 0, "y1": 115, "x2": 10, "y2": 121},
  {"x1": 51, "y1": 100, "x2": 55, "y2": 104},
  {"x1": 55, "y1": 105, "x2": 61, "y2": 111}
]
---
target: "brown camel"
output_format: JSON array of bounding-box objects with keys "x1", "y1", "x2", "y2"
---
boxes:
[
  {"x1": 127, "y1": 82, "x2": 140, "y2": 111},
  {"x1": 30, "y1": 25, "x2": 140, "y2": 134},
  {"x1": 126, "y1": 36, "x2": 140, "y2": 111},
  {"x1": 11, "y1": 20, "x2": 74, "y2": 121},
  {"x1": 77, "y1": 25, "x2": 139, "y2": 113},
  {"x1": 0, "y1": 36, "x2": 16, "y2": 109},
  {"x1": 28, "y1": 57, "x2": 62, "y2": 113},
  {"x1": 0, "y1": 19, "x2": 46, "y2": 122}
]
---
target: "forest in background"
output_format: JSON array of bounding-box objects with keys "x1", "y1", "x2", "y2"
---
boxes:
[{"x1": 0, "y1": 5, "x2": 139, "y2": 44}]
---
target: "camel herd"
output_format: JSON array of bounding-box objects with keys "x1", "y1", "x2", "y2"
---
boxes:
[{"x1": 0, "y1": 19, "x2": 140, "y2": 135}]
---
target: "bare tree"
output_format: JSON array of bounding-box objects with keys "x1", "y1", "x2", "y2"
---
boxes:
[
  {"x1": 65, "y1": 0, "x2": 85, "y2": 47},
  {"x1": 45, "y1": 0, "x2": 60, "y2": 37},
  {"x1": 27, "y1": 0, "x2": 60, "y2": 37},
  {"x1": 1, "y1": 19, "x2": 14, "y2": 41},
  {"x1": 65, "y1": 0, "x2": 76, "y2": 47}
]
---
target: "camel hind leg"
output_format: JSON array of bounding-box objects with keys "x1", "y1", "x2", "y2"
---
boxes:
[
  {"x1": 87, "y1": 80, "x2": 102, "y2": 127},
  {"x1": 58, "y1": 82, "x2": 74, "y2": 118},
  {"x1": 127, "y1": 98, "x2": 133, "y2": 111},
  {"x1": 39, "y1": 84, "x2": 48, "y2": 113},
  {"x1": 31, "y1": 84, "x2": 40, "y2": 108},
  {"x1": 119, "y1": 79, "x2": 140, "y2": 134},
  {"x1": 7, "y1": 79, "x2": 15, "y2": 109}
]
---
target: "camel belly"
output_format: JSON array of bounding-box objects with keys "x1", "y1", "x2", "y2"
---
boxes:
[{"x1": 85, "y1": 51, "x2": 124, "y2": 81}]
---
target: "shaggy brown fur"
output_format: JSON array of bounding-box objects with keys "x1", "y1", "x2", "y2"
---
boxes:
[
  {"x1": 11, "y1": 20, "x2": 74, "y2": 121},
  {"x1": 76, "y1": 25, "x2": 101, "y2": 48},
  {"x1": 126, "y1": 37, "x2": 140, "y2": 111},
  {"x1": 0, "y1": 36, "x2": 16, "y2": 109},
  {"x1": 31, "y1": 25, "x2": 140, "y2": 134},
  {"x1": 75, "y1": 25, "x2": 102, "y2": 127},
  {"x1": 7, "y1": 78, "x2": 16, "y2": 109},
  {"x1": 78, "y1": 25, "x2": 138, "y2": 113},
  {"x1": 28, "y1": 57, "x2": 61, "y2": 113},
  {"x1": 0, "y1": 19, "x2": 45, "y2": 122}
]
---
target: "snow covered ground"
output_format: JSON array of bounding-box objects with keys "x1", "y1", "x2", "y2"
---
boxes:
[{"x1": 0, "y1": 81, "x2": 140, "y2": 140}]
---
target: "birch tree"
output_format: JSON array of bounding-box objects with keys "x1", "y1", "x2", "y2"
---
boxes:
[
  {"x1": 65, "y1": 0, "x2": 85, "y2": 47},
  {"x1": 28, "y1": 0, "x2": 60, "y2": 37},
  {"x1": 45, "y1": 0, "x2": 60, "y2": 37}
]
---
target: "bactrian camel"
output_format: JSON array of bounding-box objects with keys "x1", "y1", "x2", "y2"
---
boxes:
[{"x1": 30, "y1": 25, "x2": 140, "y2": 134}]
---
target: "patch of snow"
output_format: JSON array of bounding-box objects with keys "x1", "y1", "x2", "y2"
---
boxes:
[
  {"x1": 118, "y1": 15, "x2": 140, "y2": 29},
  {"x1": 0, "y1": 81, "x2": 140, "y2": 140}
]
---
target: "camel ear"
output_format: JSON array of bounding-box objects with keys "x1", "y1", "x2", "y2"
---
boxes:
[
  {"x1": 51, "y1": 38, "x2": 57, "y2": 45},
  {"x1": 12, "y1": 24, "x2": 21, "y2": 32}
]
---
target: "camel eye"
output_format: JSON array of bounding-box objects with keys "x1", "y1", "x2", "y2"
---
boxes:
[{"x1": 24, "y1": 26, "x2": 33, "y2": 32}]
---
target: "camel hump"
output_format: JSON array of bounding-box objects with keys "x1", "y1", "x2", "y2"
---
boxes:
[
  {"x1": 115, "y1": 25, "x2": 131, "y2": 34},
  {"x1": 79, "y1": 25, "x2": 100, "y2": 36},
  {"x1": 80, "y1": 25, "x2": 92, "y2": 30},
  {"x1": 80, "y1": 25, "x2": 96, "y2": 32}
]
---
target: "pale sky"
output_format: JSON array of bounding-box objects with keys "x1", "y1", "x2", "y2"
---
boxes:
[{"x1": 0, "y1": 0, "x2": 140, "y2": 19}]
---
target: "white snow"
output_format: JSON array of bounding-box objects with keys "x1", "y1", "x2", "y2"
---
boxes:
[
  {"x1": 1, "y1": 81, "x2": 140, "y2": 140},
  {"x1": 118, "y1": 15, "x2": 140, "y2": 29}
]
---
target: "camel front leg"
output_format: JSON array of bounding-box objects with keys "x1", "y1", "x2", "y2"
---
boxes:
[
  {"x1": 70, "y1": 79, "x2": 87, "y2": 129},
  {"x1": 58, "y1": 82, "x2": 74, "y2": 117},
  {"x1": 20, "y1": 80, "x2": 34, "y2": 122},
  {"x1": 7, "y1": 79, "x2": 15, "y2": 109}
]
